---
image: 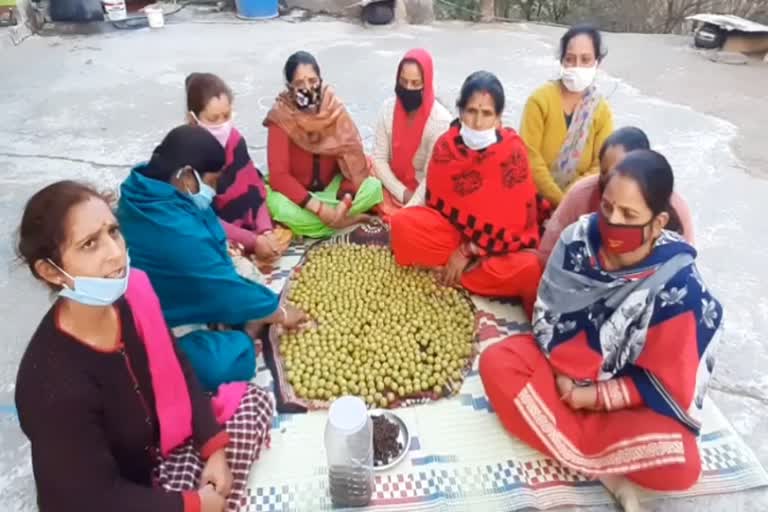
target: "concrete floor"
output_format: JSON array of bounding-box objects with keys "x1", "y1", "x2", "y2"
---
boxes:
[{"x1": 1, "y1": 15, "x2": 767, "y2": 511}]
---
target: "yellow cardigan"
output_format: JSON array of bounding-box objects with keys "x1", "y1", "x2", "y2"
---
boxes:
[{"x1": 519, "y1": 81, "x2": 613, "y2": 205}]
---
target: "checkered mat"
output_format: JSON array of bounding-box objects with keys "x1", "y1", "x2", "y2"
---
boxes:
[{"x1": 241, "y1": 233, "x2": 768, "y2": 512}]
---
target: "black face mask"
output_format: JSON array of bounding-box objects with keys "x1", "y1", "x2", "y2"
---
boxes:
[{"x1": 395, "y1": 84, "x2": 423, "y2": 113}]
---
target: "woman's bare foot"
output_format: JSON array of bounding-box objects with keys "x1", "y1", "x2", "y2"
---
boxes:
[{"x1": 599, "y1": 475, "x2": 644, "y2": 512}]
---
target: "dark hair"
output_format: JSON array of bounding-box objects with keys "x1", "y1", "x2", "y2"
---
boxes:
[
  {"x1": 185, "y1": 72, "x2": 233, "y2": 116},
  {"x1": 284, "y1": 51, "x2": 321, "y2": 83},
  {"x1": 599, "y1": 126, "x2": 651, "y2": 161},
  {"x1": 559, "y1": 23, "x2": 606, "y2": 62},
  {"x1": 140, "y1": 125, "x2": 226, "y2": 182},
  {"x1": 456, "y1": 71, "x2": 505, "y2": 115},
  {"x1": 17, "y1": 181, "x2": 111, "y2": 284},
  {"x1": 610, "y1": 149, "x2": 684, "y2": 235}
]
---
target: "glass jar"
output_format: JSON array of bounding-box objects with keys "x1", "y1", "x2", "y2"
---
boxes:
[{"x1": 324, "y1": 396, "x2": 373, "y2": 508}]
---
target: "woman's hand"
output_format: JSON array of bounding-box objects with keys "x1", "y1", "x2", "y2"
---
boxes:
[
  {"x1": 200, "y1": 449, "x2": 233, "y2": 498},
  {"x1": 315, "y1": 202, "x2": 340, "y2": 226},
  {"x1": 556, "y1": 375, "x2": 597, "y2": 410},
  {"x1": 279, "y1": 303, "x2": 309, "y2": 331},
  {"x1": 253, "y1": 232, "x2": 281, "y2": 263},
  {"x1": 327, "y1": 194, "x2": 354, "y2": 228},
  {"x1": 310, "y1": 194, "x2": 374, "y2": 230},
  {"x1": 436, "y1": 247, "x2": 471, "y2": 288},
  {"x1": 556, "y1": 374, "x2": 575, "y2": 402},
  {"x1": 330, "y1": 194, "x2": 375, "y2": 229},
  {"x1": 250, "y1": 304, "x2": 310, "y2": 338},
  {"x1": 199, "y1": 483, "x2": 226, "y2": 512}
]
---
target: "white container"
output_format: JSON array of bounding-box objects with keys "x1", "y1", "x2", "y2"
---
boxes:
[
  {"x1": 324, "y1": 396, "x2": 373, "y2": 508},
  {"x1": 102, "y1": 0, "x2": 127, "y2": 21},
  {"x1": 144, "y1": 5, "x2": 165, "y2": 28}
]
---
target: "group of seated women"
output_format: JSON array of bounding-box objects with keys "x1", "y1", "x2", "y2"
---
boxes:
[{"x1": 13, "y1": 22, "x2": 720, "y2": 512}]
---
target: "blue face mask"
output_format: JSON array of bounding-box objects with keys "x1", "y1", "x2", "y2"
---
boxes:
[
  {"x1": 49, "y1": 256, "x2": 130, "y2": 307},
  {"x1": 181, "y1": 169, "x2": 216, "y2": 210}
]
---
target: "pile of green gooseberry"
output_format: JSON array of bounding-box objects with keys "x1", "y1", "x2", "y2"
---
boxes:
[{"x1": 280, "y1": 244, "x2": 476, "y2": 408}]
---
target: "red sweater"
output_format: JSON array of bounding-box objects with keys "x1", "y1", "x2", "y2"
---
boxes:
[{"x1": 267, "y1": 124, "x2": 357, "y2": 206}]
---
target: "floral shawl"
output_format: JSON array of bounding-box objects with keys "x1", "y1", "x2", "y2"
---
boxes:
[
  {"x1": 533, "y1": 213, "x2": 723, "y2": 433},
  {"x1": 551, "y1": 84, "x2": 602, "y2": 190}
]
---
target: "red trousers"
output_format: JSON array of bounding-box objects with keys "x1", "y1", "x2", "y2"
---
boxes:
[
  {"x1": 479, "y1": 334, "x2": 702, "y2": 491},
  {"x1": 390, "y1": 207, "x2": 542, "y2": 315},
  {"x1": 375, "y1": 188, "x2": 405, "y2": 221}
]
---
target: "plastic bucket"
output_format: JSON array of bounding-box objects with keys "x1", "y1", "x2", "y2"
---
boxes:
[
  {"x1": 235, "y1": 0, "x2": 277, "y2": 20},
  {"x1": 144, "y1": 5, "x2": 164, "y2": 28},
  {"x1": 102, "y1": 0, "x2": 127, "y2": 21}
]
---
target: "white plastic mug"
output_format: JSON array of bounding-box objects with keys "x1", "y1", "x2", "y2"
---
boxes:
[{"x1": 144, "y1": 5, "x2": 164, "y2": 28}]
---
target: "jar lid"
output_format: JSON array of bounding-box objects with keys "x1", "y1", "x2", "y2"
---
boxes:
[{"x1": 328, "y1": 396, "x2": 368, "y2": 433}]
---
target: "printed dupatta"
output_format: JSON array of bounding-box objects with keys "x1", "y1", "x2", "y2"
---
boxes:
[
  {"x1": 533, "y1": 214, "x2": 723, "y2": 433},
  {"x1": 551, "y1": 84, "x2": 602, "y2": 190}
]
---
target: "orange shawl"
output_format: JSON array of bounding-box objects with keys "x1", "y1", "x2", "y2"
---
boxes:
[{"x1": 264, "y1": 85, "x2": 369, "y2": 187}]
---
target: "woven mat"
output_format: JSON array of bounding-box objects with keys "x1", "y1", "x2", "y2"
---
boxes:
[{"x1": 240, "y1": 236, "x2": 768, "y2": 512}]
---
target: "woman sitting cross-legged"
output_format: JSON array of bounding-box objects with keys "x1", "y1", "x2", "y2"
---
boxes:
[
  {"x1": 117, "y1": 125, "x2": 306, "y2": 392},
  {"x1": 185, "y1": 72, "x2": 291, "y2": 269},
  {"x1": 264, "y1": 50, "x2": 383, "y2": 238},
  {"x1": 16, "y1": 180, "x2": 274, "y2": 512},
  {"x1": 372, "y1": 48, "x2": 452, "y2": 217},
  {"x1": 519, "y1": 24, "x2": 614, "y2": 208},
  {"x1": 390, "y1": 71, "x2": 542, "y2": 315},
  {"x1": 479, "y1": 150, "x2": 723, "y2": 511}
]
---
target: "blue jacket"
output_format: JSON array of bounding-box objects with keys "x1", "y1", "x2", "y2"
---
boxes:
[{"x1": 117, "y1": 166, "x2": 279, "y2": 327}]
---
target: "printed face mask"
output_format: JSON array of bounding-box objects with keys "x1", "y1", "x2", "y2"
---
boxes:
[
  {"x1": 598, "y1": 210, "x2": 652, "y2": 254},
  {"x1": 292, "y1": 82, "x2": 322, "y2": 110}
]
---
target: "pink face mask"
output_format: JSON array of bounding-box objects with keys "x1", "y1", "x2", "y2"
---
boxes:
[{"x1": 191, "y1": 112, "x2": 233, "y2": 148}]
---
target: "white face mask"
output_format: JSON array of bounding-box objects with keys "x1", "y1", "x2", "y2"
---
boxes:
[
  {"x1": 460, "y1": 123, "x2": 497, "y2": 151},
  {"x1": 560, "y1": 64, "x2": 597, "y2": 93}
]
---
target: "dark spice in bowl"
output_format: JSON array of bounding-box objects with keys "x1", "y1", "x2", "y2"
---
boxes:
[{"x1": 372, "y1": 414, "x2": 403, "y2": 466}]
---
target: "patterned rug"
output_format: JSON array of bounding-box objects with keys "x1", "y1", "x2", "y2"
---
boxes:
[{"x1": 239, "y1": 235, "x2": 768, "y2": 512}]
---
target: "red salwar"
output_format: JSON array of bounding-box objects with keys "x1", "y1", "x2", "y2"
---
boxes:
[
  {"x1": 390, "y1": 206, "x2": 542, "y2": 315},
  {"x1": 479, "y1": 334, "x2": 702, "y2": 491},
  {"x1": 374, "y1": 184, "x2": 406, "y2": 221}
]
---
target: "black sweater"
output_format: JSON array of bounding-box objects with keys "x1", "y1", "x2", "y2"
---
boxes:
[{"x1": 15, "y1": 298, "x2": 226, "y2": 512}]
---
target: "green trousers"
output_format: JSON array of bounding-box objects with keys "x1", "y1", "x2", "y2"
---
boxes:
[{"x1": 266, "y1": 175, "x2": 383, "y2": 239}]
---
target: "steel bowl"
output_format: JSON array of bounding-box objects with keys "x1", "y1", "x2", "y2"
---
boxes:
[{"x1": 369, "y1": 410, "x2": 411, "y2": 472}]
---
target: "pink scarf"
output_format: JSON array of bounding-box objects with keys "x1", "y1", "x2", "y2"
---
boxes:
[{"x1": 125, "y1": 269, "x2": 247, "y2": 456}]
